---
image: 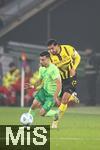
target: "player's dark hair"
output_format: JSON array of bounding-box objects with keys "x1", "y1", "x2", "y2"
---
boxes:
[
  {"x1": 47, "y1": 39, "x2": 58, "y2": 46},
  {"x1": 9, "y1": 62, "x2": 16, "y2": 68},
  {"x1": 40, "y1": 51, "x2": 50, "y2": 58}
]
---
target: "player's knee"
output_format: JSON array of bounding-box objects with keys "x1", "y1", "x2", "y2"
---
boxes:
[
  {"x1": 31, "y1": 99, "x2": 40, "y2": 109},
  {"x1": 39, "y1": 108, "x2": 46, "y2": 116},
  {"x1": 62, "y1": 92, "x2": 71, "y2": 104},
  {"x1": 62, "y1": 97, "x2": 69, "y2": 104}
]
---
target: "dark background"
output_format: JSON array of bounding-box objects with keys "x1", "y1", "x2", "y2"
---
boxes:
[
  {"x1": 0, "y1": 0, "x2": 100, "y2": 104},
  {"x1": 0, "y1": 0, "x2": 100, "y2": 52}
]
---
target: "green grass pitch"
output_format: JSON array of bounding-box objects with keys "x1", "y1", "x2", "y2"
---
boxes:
[{"x1": 0, "y1": 106, "x2": 100, "y2": 150}]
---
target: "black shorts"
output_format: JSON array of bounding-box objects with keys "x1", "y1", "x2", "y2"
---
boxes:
[{"x1": 60, "y1": 75, "x2": 77, "y2": 97}]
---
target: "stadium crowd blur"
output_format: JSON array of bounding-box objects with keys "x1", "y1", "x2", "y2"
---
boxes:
[
  {"x1": 0, "y1": 47, "x2": 100, "y2": 107},
  {"x1": 0, "y1": 60, "x2": 40, "y2": 106},
  {"x1": 84, "y1": 48, "x2": 100, "y2": 106}
]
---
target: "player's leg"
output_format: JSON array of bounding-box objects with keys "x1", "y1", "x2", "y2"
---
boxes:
[
  {"x1": 39, "y1": 108, "x2": 46, "y2": 116},
  {"x1": 39, "y1": 94, "x2": 55, "y2": 116},
  {"x1": 45, "y1": 109, "x2": 57, "y2": 117},
  {"x1": 59, "y1": 75, "x2": 78, "y2": 112},
  {"x1": 52, "y1": 76, "x2": 78, "y2": 128},
  {"x1": 28, "y1": 88, "x2": 44, "y2": 117},
  {"x1": 68, "y1": 92, "x2": 79, "y2": 103},
  {"x1": 58, "y1": 92, "x2": 71, "y2": 118},
  {"x1": 52, "y1": 91, "x2": 71, "y2": 128},
  {"x1": 31, "y1": 99, "x2": 41, "y2": 109},
  {"x1": 68, "y1": 76, "x2": 79, "y2": 103},
  {"x1": 29, "y1": 99, "x2": 42, "y2": 116},
  {"x1": 58, "y1": 78, "x2": 75, "y2": 118}
]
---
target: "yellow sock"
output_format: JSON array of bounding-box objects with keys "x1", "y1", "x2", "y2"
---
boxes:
[
  {"x1": 28, "y1": 108, "x2": 35, "y2": 117},
  {"x1": 68, "y1": 93, "x2": 79, "y2": 104},
  {"x1": 58, "y1": 103, "x2": 68, "y2": 119},
  {"x1": 59, "y1": 103, "x2": 67, "y2": 112},
  {"x1": 69, "y1": 95, "x2": 75, "y2": 102}
]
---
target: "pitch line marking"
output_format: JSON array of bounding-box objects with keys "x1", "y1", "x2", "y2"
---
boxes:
[{"x1": 50, "y1": 137, "x2": 100, "y2": 141}]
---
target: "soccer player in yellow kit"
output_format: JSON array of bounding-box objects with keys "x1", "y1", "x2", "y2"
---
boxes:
[{"x1": 47, "y1": 39, "x2": 81, "y2": 128}]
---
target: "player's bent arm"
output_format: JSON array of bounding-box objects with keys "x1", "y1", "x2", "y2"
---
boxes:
[
  {"x1": 54, "y1": 78, "x2": 62, "y2": 100},
  {"x1": 33, "y1": 79, "x2": 42, "y2": 89},
  {"x1": 72, "y1": 50, "x2": 81, "y2": 70}
]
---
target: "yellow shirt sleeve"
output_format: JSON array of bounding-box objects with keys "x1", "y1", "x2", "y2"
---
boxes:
[
  {"x1": 72, "y1": 50, "x2": 81, "y2": 70},
  {"x1": 67, "y1": 45, "x2": 81, "y2": 70}
]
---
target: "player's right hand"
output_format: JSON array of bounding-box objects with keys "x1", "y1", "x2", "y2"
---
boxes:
[{"x1": 54, "y1": 97, "x2": 61, "y2": 107}]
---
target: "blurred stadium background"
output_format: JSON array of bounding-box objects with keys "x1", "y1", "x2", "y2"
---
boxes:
[
  {"x1": 0, "y1": 0, "x2": 100, "y2": 105},
  {"x1": 0, "y1": 0, "x2": 100, "y2": 150}
]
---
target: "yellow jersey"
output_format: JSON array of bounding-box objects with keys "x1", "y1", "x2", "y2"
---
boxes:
[{"x1": 49, "y1": 45, "x2": 81, "y2": 79}]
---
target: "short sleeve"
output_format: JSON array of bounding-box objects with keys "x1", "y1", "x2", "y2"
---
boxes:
[
  {"x1": 50, "y1": 66, "x2": 60, "y2": 80},
  {"x1": 39, "y1": 67, "x2": 42, "y2": 79},
  {"x1": 39, "y1": 67, "x2": 46, "y2": 79}
]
